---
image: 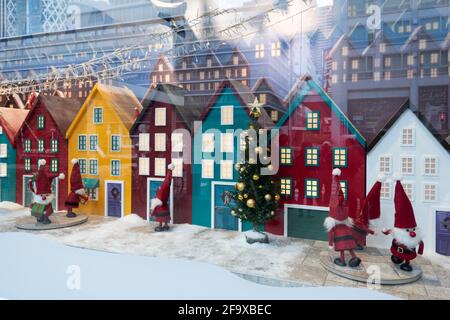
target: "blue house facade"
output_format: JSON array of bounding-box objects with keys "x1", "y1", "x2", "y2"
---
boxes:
[
  {"x1": 0, "y1": 108, "x2": 29, "y2": 202},
  {"x1": 191, "y1": 80, "x2": 270, "y2": 231}
]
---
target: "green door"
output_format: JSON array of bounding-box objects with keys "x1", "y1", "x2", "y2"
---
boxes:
[{"x1": 287, "y1": 207, "x2": 328, "y2": 241}]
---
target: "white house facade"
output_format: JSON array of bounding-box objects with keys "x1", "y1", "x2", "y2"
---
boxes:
[{"x1": 367, "y1": 109, "x2": 450, "y2": 256}]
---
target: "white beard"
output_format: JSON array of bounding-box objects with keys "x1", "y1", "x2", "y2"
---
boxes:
[
  {"x1": 75, "y1": 188, "x2": 86, "y2": 196},
  {"x1": 393, "y1": 227, "x2": 423, "y2": 249},
  {"x1": 33, "y1": 193, "x2": 55, "y2": 206},
  {"x1": 324, "y1": 217, "x2": 352, "y2": 232},
  {"x1": 150, "y1": 198, "x2": 163, "y2": 211}
]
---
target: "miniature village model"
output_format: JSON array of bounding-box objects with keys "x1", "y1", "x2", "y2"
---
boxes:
[{"x1": 0, "y1": 76, "x2": 448, "y2": 287}]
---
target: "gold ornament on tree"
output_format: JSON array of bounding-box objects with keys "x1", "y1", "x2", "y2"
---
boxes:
[
  {"x1": 252, "y1": 174, "x2": 260, "y2": 181},
  {"x1": 274, "y1": 194, "x2": 280, "y2": 201},
  {"x1": 236, "y1": 182, "x2": 245, "y2": 191},
  {"x1": 246, "y1": 199, "x2": 256, "y2": 208},
  {"x1": 244, "y1": 194, "x2": 249, "y2": 199},
  {"x1": 264, "y1": 194, "x2": 272, "y2": 201},
  {"x1": 238, "y1": 194, "x2": 244, "y2": 201}
]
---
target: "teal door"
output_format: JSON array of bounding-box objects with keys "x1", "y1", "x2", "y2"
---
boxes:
[
  {"x1": 214, "y1": 184, "x2": 239, "y2": 231},
  {"x1": 287, "y1": 207, "x2": 328, "y2": 241},
  {"x1": 23, "y1": 176, "x2": 34, "y2": 207}
]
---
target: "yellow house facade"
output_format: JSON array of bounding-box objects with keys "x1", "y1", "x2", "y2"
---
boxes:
[{"x1": 66, "y1": 83, "x2": 142, "y2": 217}]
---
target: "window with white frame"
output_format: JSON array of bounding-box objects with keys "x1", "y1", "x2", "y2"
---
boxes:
[
  {"x1": 50, "y1": 139, "x2": 58, "y2": 153},
  {"x1": 280, "y1": 178, "x2": 292, "y2": 196},
  {"x1": 401, "y1": 156, "x2": 414, "y2": 175},
  {"x1": 0, "y1": 163, "x2": 6, "y2": 177},
  {"x1": 220, "y1": 160, "x2": 233, "y2": 180},
  {"x1": 79, "y1": 159, "x2": 87, "y2": 174},
  {"x1": 89, "y1": 159, "x2": 98, "y2": 175},
  {"x1": 138, "y1": 133, "x2": 150, "y2": 151},
  {"x1": 111, "y1": 160, "x2": 121, "y2": 176},
  {"x1": 78, "y1": 135, "x2": 87, "y2": 150},
  {"x1": 37, "y1": 139, "x2": 44, "y2": 153},
  {"x1": 271, "y1": 110, "x2": 278, "y2": 122},
  {"x1": 424, "y1": 156, "x2": 438, "y2": 175},
  {"x1": 305, "y1": 179, "x2": 319, "y2": 198},
  {"x1": 24, "y1": 139, "x2": 32, "y2": 152},
  {"x1": 202, "y1": 159, "x2": 214, "y2": 179},
  {"x1": 24, "y1": 158, "x2": 31, "y2": 172},
  {"x1": 271, "y1": 42, "x2": 281, "y2": 57},
  {"x1": 0, "y1": 144, "x2": 7, "y2": 158},
  {"x1": 111, "y1": 135, "x2": 121, "y2": 152},
  {"x1": 154, "y1": 133, "x2": 166, "y2": 152},
  {"x1": 423, "y1": 183, "x2": 437, "y2": 202},
  {"x1": 139, "y1": 157, "x2": 150, "y2": 176},
  {"x1": 380, "y1": 182, "x2": 391, "y2": 199},
  {"x1": 402, "y1": 182, "x2": 414, "y2": 201},
  {"x1": 202, "y1": 133, "x2": 215, "y2": 153},
  {"x1": 155, "y1": 108, "x2": 166, "y2": 126},
  {"x1": 255, "y1": 44, "x2": 264, "y2": 58},
  {"x1": 50, "y1": 159, "x2": 58, "y2": 173},
  {"x1": 171, "y1": 133, "x2": 183, "y2": 152},
  {"x1": 89, "y1": 135, "x2": 98, "y2": 151},
  {"x1": 172, "y1": 158, "x2": 183, "y2": 177},
  {"x1": 154, "y1": 158, "x2": 166, "y2": 177},
  {"x1": 379, "y1": 155, "x2": 392, "y2": 174},
  {"x1": 221, "y1": 106, "x2": 234, "y2": 125},
  {"x1": 220, "y1": 133, "x2": 234, "y2": 153},
  {"x1": 401, "y1": 128, "x2": 415, "y2": 146},
  {"x1": 86, "y1": 188, "x2": 98, "y2": 201}
]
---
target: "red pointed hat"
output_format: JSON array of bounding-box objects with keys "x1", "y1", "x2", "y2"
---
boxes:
[
  {"x1": 155, "y1": 164, "x2": 174, "y2": 204},
  {"x1": 35, "y1": 160, "x2": 52, "y2": 195},
  {"x1": 70, "y1": 159, "x2": 84, "y2": 191},
  {"x1": 394, "y1": 180, "x2": 417, "y2": 229},
  {"x1": 356, "y1": 175, "x2": 384, "y2": 225},
  {"x1": 328, "y1": 168, "x2": 348, "y2": 221}
]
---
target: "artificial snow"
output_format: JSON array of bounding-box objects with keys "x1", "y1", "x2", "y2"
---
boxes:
[
  {"x1": 0, "y1": 232, "x2": 396, "y2": 300},
  {"x1": 244, "y1": 230, "x2": 268, "y2": 242}
]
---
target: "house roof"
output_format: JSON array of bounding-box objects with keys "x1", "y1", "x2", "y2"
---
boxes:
[
  {"x1": 0, "y1": 94, "x2": 26, "y2": 109},
  {"x1": 252, "y1": 77, "x2": 286, "y2": 112},
  {"x1": 200, "y1": 79, "x2": 274, "y2": 129},
  {"x1": 0, "y1": 107, "x2": 29, "y2": 146},
  {"x1": 38, "y1": 95, "x2": 83, "y2": 135},
  {"x1": 367, "y1": 102, "x2": 450, "y2": 152},
  {"x1": 66, "y1": 83, "x2": 142, "y2": 138},
  {"x1": 133, "y1": 83, "x2": 203, "y2": 133},
  {"x1": 275, "y1": 78, "x2": 366, "y2": 148}
]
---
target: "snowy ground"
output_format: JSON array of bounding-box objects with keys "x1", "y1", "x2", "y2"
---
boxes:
[
  {"x1": 1, "y1": 202, "x2": 449, "y2": 299},
  {"x1": 0, "y1": 232, "x2": 395, "y2": 300}
]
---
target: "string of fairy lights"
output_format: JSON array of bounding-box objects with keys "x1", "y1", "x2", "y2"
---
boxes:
[{"x1": 0, "y1": 0, "x2": 308, "y2": 96}]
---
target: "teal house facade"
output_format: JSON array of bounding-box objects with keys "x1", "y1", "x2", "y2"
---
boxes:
[
  {"x1": 0, "y1": 108, "x2": 29, "y2": 202},
  {"x1": 191, "y1": 80, "x2": 272, "y2": 231}
]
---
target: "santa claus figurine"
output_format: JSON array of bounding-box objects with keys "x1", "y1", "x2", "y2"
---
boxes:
[
  {"x1": 351, "y1": 175, "x2": 384, "y2": 250},
  {"x1": 64, "y1": 159, "x2": 89, "y2": 218},
  {"x1": 383, "y1": 177, "x2": 424, "y2": 272},
  {"x1": 324, "y1": 168, "x2": 361, "y2": 268},
  {"x1": 150, "y1": 163, "x2": 175, "y2": 232},
  {"x1": 29, "y1": 159, "x2": 65, "y2": 224}
]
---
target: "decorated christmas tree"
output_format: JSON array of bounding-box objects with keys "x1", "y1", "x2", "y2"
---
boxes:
[{"x1": 228, "y1": 98, "x2": 280, "y2": 243}]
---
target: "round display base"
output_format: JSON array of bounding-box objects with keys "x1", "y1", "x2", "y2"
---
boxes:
[
  {"x1": 320, "y1": 252, "x2": 422, "y2": 285},
  {"x1": 15, "y1": 212, "x2": 88, "y2": 231}
]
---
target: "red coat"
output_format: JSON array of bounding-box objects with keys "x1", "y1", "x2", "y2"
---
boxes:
[
  {"x1": 351, "y1": 223, "x2": 375, "y2": 246},
  {"x1": 390, "y1": 239, "x2": 424, "y2": 262},
  {"x1": 151, "y1": 204, "x2": 170, "y2": 223},
  {"x1": 328, "y1": 224, "x2": 357, "y2": 251},
  {"x1": 65, "y1": 192, "x2": 88, "y2": 209}
]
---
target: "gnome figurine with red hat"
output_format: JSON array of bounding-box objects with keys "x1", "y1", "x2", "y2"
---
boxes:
[
  {"x1": 351, "y1": 174, "x2": 384, "y2": 250},
  {"x1": 383, "y1": 176, "x2": 424, "y2": 272},
  {"x1": 29, "y1": 159, "x2": 65, "y2": 224},
  {"x1": 64, "y1": 159, "x2": 89, "y2": 218},
  {"x1": 150, "y1": 163, "x2": 175, "y2": 232},
  {"x1": 324, "y1": 168, "x2": 361, "y2": 268}
]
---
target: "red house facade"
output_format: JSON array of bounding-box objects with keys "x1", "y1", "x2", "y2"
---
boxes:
[
  {"x1": 266, "y1": 79, "x2": 367, "y2": 240},
  {"x1": 15, "y1": 95, "x2": 82, "y2": 211},
  {"x1": 130, "y1": 84, "x2": 202, "y2": 223}
]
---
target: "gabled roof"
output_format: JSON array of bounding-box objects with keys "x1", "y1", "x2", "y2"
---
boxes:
[
  {"x1": 0, "y1": 107, "x2": 29, "y2": 146},
  {"x1": 132, "y1": 83, "x2": 203, "y2": 133},
  {"x1": 0, "y1": 94, "x2": 26, "y2": 109},
  {"x1": 200, "y1": 79, "x2": 273, "y2": 129},
  {"x1": 16, "y1": 95, "x2": 82, "y2": 142},
  {"x1": 66, "y1": 83, "x2": 142, "y2": 139},
  {"x1": 252, "y1": 77, "x2": 286, "y2": 112},
  {"x1": 275, "y1": 79, "x2": 366, "y2": 148},
  {"x1": 368, "y1": 102, "x2": 450, "y2": 152}
]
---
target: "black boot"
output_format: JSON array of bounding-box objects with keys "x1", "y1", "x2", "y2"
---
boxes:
[
  {"x1": 66, "y1": 212, "x2": 77, "y2": 218},
  {"x1": 37, "y1": 215, "x2": 44, "y2": 223},
  {"x1": 163, "y1": 224, "x2": 170, "y2": 231},
  {"x1": 41, "y1": 216, "x2": 52, "y2": 225},
  {"x1": 391, "y1": 255, "x2": 403, "y2": 265},
  {"x1": 400, "y1": 262, "x2": 413, "y2": 272},
  {"x1": 355, "y1": 244, "x2": 364, "y2": 251},
  {"x1": 155, "y1": 225, "x2": 164, "y2": 232},
  {"x1": 349, "y1": 257, "x2": 362, "y2": 268},
  {"x1": 333, "y1": 258, "x2": 346, "y2": 267}
]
